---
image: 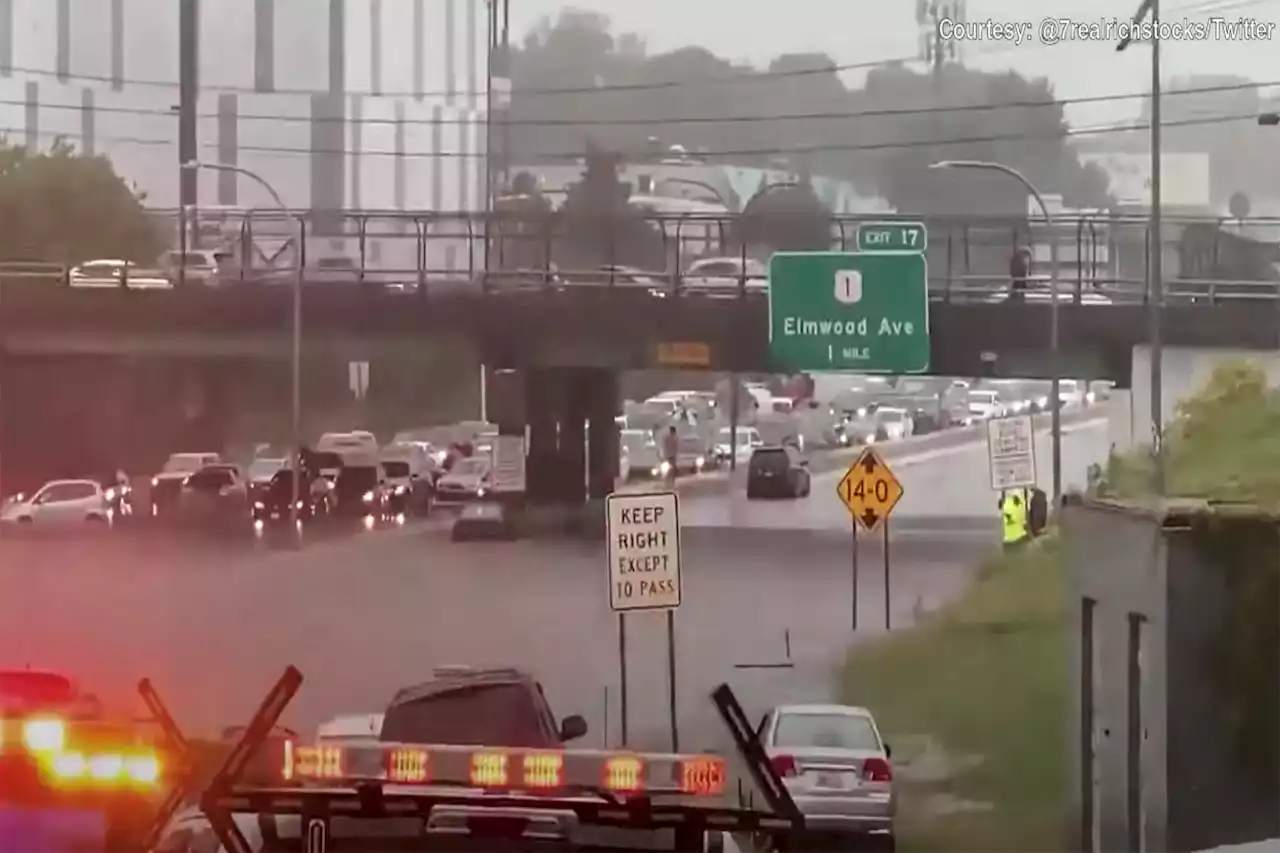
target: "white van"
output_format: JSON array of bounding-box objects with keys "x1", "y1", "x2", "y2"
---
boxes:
[{"x1": 316, "y1": 431, "x2": 379, "y2": 455}]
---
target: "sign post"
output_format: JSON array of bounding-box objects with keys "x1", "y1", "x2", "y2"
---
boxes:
[
  {"x1": 986, "y1": 414, "x2": 1037, "y2": 491},
  {"x1": 767, "y1": 248, "x2": 930, "y2": 373},
  {"x1": 605, "y1": 491, "x2": 683, "y2": 750},
  {"x1": 837, "y1": 447, "x2": 904, "y2": 630}
]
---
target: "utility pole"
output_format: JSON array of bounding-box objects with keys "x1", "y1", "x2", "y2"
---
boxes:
[
  {"x1": 178, "y1": 0, "x2": 199, "y2": 251},
  {"x1": 1117, "y1": 0, "x2": 1163, "y2": 495}
]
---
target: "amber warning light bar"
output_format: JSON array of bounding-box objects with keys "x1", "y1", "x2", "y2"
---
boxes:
[
  {"x1": 138, "y1": 670, "x2": 801, "y2": 853},
  {"x1": 285, "y1": 740, "x2": 727, "y2": 796}
]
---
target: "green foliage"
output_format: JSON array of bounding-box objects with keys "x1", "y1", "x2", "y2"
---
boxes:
[
  {"x1": 1104, "y1": 360, "x2": 1280, "y2": 504},
  {"x1": 0, "y1": 138, "x2": 161, "y2": 263},
  {"x1": 839, "y1": 537, "x2": 1068, "y2": 851}
]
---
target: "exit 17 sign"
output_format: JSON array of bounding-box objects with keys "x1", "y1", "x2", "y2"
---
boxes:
[{"x1": 857, "y1": 221, "x2": 927, "y2": 252}]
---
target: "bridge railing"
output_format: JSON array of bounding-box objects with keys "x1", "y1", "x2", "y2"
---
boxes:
[{"x1": 8, "y1": 210, "x2": 1280, "y2": 305}]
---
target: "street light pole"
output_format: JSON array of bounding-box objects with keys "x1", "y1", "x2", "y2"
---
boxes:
[
  {"x1": 930, "y1": 160, "x2": 1062, "y2": 507},
  {"x1": 1118, "y1": 0, "x2": 1164, "y2": 494},
  {"x1": 180, "y1": 160, "x2": 301, "y2": 539}
]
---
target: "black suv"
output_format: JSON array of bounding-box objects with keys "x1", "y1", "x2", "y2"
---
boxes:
[
  {"x1": 381, "y1": 666, "x2": 587, "y2": 748},
  {"x1": 746, "y1": 445, "x2": 811, "y2": 499}
]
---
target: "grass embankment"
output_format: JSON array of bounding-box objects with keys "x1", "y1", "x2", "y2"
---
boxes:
[
  {"x1": 837, "y1": 537, "x2": 1067, "y2": 852},
  {"x1": 835, "y1": 360, "x2": 1280, "y2": 852}
]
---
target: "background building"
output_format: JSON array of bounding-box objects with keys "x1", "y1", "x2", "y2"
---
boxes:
[{"x1": 0, "y1": 0, "x2": 490, "y2": 221}]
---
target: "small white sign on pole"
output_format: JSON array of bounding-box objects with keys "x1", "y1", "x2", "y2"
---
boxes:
[
  {"x1": 986, "y1": 414, "x2": 1037, "y2": 491},
  {"x1": 490, "y1": 435, "x2": 526, "y2": 493},
  {"x1": 606, "y1": 492, "x2": 682, "y2": 612},
  {"x1": 347, "y1": 361, "x2": 369, "y2": 399}
]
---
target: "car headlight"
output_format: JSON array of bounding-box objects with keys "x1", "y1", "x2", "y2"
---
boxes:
[
  {"x1": 362, "y1": 490, "x2": 374, "y2": 502},
  {"x1": 839, "y1": 433, "x2": 851, "y2": 445},
  {"x1": 150, "y1": 477, "x2": 159, "y2": 487},
  {"x1": 659, "y1": 461, "x2": 672, "y2": 475},
  {"x1": 476, "y1": 486, "x2": 487, "y2": 497},
  {"x1": 395, "y1": 485, "x2": 407, "y2": 495},
  {"x1": 253, "y1": 501, "x2": 264, "y2": 509},
  {"x1": 695, "y1": 456, "x2": 705, "y2": 469},
  {"x1": 856, "y1": 407, "x2": 867, "y2": 418},
  {"x1": 1036, "y1": 396, "x2": 1048, "y2": 408},
  {"x1": 104, "y1": 487, "x2": 116, "y2": 500}
]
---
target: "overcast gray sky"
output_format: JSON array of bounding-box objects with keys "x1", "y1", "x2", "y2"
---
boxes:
[{"x1": 508, "y1": 0, "x2": 1278, "y2": 125}]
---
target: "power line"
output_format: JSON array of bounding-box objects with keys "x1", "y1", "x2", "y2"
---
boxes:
[
  {"x1": 7, "y1": 110, "x2": 1258, "y2": 161},
  {"x1": 1, "y1": 53, "x2": 918, "y2": 101},
  {"x1": 1, "y1": 0, "x2": 1266, "y2": 102},
  {"x1": 15, "y1": 77, "x2": 1276, "y2": 128}
]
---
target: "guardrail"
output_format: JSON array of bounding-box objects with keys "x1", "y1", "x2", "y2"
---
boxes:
[
  {"x1": 8, "y1": 208, "x2": 1280, "y2": 306},
  {"x1": 6, "y1": 262, "x2": 1280, "y2": 307}
]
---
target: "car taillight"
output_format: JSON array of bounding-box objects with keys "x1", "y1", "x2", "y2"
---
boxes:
[
  {"x1": 862, "y1": 756, "x2": 892, "y2": 782},
  {"x1": 770, "y1": 755, "x2": 797, "y2": 777}
]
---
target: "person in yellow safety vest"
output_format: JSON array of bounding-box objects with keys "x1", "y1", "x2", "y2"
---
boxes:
[{"x1": 999, "y1": 488, "x2": 1030, "y2": 550}]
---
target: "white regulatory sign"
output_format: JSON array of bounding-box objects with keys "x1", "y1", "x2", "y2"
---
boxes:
[
  {"x1": 490, "y1": 435, "x2": 526, "y2": 493},
  {"x1": 606, "y1": 491, "x2": 682, "y2": 612},
  {"x1": 986, "y1": 414, "x2": 1036, "y2": 491}
]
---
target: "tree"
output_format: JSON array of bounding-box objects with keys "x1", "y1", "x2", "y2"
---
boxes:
[
  {"x1": 557, "y1": 144, "x2": 664, "y2": 269},
  {"x1": 506, "y1": 14, "x2": 1111, "y2": 214},
  {"x1": 0, "y1": 138, "x2": 161, "y2": 263},
  {"x1": 865, "y1": 65, "x2": 1112, "y2": 216},
  {"x1": 734, "y1": 181, "x2": 833, "y2": 253}
]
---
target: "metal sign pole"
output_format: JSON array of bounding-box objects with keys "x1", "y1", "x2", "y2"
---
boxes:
[
  {"x1": 883, "y1": 518, "x2": 892, "y2": 631},
  {"x1": 851, "y1": 518, "x2": 860, "y2": 630},
  {"x1": 667, "y1": 609, "x2": 679, "y2": 751},
  {"x1": 617, "y1": 612, "x2": 629, "y2": 746}
]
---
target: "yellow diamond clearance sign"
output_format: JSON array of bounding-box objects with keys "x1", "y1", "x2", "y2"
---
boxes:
[{"x1": 836, "y1": 447, "x2": 903, "y2": 532}]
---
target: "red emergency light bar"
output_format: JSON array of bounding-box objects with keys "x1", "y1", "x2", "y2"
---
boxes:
[
  {"x1": 284, "y1": 741, "x2": 726, "y2": 797},
  {"x1": 0, "y1": 715, "x2": 163, "y2": 791}
]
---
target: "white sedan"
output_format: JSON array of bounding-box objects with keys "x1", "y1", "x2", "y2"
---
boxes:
[{"x1": 760, "y1": 703, "x2": 896, "y2": 851}]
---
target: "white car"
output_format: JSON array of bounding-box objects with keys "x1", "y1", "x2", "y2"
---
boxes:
[
  {"x1": 714, "y1": 426, "x2": 764, "y2": 465},
  {"x1": 759, "y1": 703, "x2": 896, "y2": 850},
  {"x1": 964, "y1": 390, "x2": 1003, "y2": 423},
  {"x1": 872, "y1": 407, "x2": 913, "y2": 441},
  {"x1": 0, "y1": 479, "x2": 114, "y2": 527},
  {"x1": 1057, "y1": 379, "x2": 1087, "y2": 408},
  {"x1": 69, "y1": 259, "x2": 170, "y2": 289},
  {"x1": 682, "y1": 257, "x2": 767, "y2": 296},
  {"x1": 317, "y1": 712, "x2": 384, "y2": 741},
  {"x1": 434, "y1": 457, "x2": 492, "y2": 505}
]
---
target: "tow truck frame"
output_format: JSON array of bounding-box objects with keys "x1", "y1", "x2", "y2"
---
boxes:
[{"x1": 138, "y1": 668, "x2": 800, "y2": 853}]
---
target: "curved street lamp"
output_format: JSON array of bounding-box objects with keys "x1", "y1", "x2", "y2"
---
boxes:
[
  {"x1": 929, "y1": 159, "x2": 1063, "y2": 508},
  {"x1": 181, "y1": 160, "x2": 303, "y2": 541}
]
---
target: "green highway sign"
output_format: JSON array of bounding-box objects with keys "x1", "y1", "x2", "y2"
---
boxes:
[
  {"x1": 768, "y1": 251, "x2": 930, "y2": 373},
  {"x1": 856, "y1": 221, "x2": 926, "y2": 252}
]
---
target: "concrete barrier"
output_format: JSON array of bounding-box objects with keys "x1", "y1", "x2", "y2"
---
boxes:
[{"x1": 621, "y1": 407, "x2": 1099, "y2": 499}]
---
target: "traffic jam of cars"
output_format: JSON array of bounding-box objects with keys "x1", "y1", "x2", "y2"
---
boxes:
[
  {"x1": 0, "y1": 374, "x2": 1109, "y2": 538},
  {"x1": 0, "y1": 422, "x2": 503, "y2": 540},
  {"x1": 617, "y1": 374, "x2": 1109, "y2": 501}
]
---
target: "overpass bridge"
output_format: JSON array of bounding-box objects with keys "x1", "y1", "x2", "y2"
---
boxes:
[{"x1": 2, "y1": 210, "x2": 1276, "y2": 518}]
